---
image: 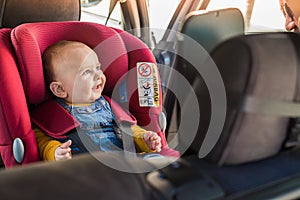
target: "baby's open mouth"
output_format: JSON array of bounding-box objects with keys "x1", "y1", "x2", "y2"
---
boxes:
[{"x1": 93, "y1": 84, "x2": 101, "y2": 91}]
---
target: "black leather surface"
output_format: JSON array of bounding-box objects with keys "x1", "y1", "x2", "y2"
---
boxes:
[{"x1": 0, "y1": 0, "x2": 80, "y2": 28}]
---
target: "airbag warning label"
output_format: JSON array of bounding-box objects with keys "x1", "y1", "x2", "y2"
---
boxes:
[{"x1": 137, "y1": 62, "x2": 159, "y2": 107}]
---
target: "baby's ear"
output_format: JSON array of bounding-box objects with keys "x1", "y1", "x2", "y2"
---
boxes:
[{"x1": 49, "y1": 82, "x2": 67, "y2": 98}]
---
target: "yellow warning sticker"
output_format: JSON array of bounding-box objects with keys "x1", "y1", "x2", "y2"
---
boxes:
[{"x1": 137, "y1": 62, "x2": 160, "y2": 107}]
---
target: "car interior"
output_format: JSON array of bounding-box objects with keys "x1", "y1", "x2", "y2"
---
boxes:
[{"x1": 1, "y1": 0, "x2": 300, "y2": 200}]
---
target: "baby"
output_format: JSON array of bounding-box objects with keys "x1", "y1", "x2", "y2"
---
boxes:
[{"x1": 34, "y1": 40, "x2": 161, "y2": 160}]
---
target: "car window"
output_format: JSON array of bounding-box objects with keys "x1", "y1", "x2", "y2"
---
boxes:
[
  {"x1": 148, "y1": 0, "x2": 181, "y2": 42},
  {"x1": 80, "y1": 0, "x2": 181, "y2": 43},
  {"x1": 80, "y1": 0, "x2": 123, "y2": 29},
  {"x1": 207, "y1": 0, "x2": 286, "y2": 33},
  {"x1": 250, "y1": 0, "x2": 285, "y2": 32}
]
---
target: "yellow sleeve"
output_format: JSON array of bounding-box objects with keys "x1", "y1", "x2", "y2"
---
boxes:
[
  {"x1": 131, "y1": 125, "x2": 154, "y2": 153},
  {"x1": 33, "y1": 128, "x2": 62, "y2": 161}
]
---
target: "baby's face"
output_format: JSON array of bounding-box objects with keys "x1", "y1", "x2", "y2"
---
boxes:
[{"x1": 55, "y1": 45, "x2": 106, "y2": 104}]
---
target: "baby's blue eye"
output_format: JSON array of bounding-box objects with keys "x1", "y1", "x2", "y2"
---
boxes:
[
  {"x1": 82, "y1": 69, "x2": 91, "y2": 75},
  {"x1": 96, "y1": 65, "x2": 101, "y2": 71}
]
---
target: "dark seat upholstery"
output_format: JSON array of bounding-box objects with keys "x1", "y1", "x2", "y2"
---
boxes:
[
  {"x1": 0, "y1": 0, "x2": 80, "y2": 28},
  {"x1": 150, "y1": 31, "x2": 300, "y2": 198},
  {"x1": 198, "y1": 32, "x2": 299, "y2": 164},
  {"x1": 183, "y1": 32, "x2": 300, "y2": 195}
]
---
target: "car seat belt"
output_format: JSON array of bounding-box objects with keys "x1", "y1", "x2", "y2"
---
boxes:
[
  {"x1": 105, "y1": 0, "x2": 118, "y2": 25},
  {"x1": 119, "y1": 122, "x2": 137, "y2": 157},
  {"x1": 102, "y1": 95, "x2": 137, "y2": 157},
  {"x1": 243, "y1": 96, "x2": 300, "y2": 117}
]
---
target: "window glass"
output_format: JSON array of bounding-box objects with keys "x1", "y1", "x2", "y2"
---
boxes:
[
  {"x1": 80, "y1": 0, "x2": 181, "y2": 42},
  {"x1": 207, "y1": 0, "x2": 248, "y2": 14},
  {"x1": 147, "y1": 0, "x2": 181, "y2": 42},
  {"x1": 80, "y1": 0, "x2": 123, "y2": 29},
  {"x1": 250, "y1": 0, "x2": 285, "y2": 32},
  {"x1": 207, "y1": 0, "x2": 286, "y2": 32}
]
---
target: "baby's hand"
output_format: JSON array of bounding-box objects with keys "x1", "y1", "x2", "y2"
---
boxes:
[
  {"x1": 143, "y1": 131, "x2": 162, "y2": 152},
  {"x1": 54, "y1": 140, "x2": 72, "y2": 161}
]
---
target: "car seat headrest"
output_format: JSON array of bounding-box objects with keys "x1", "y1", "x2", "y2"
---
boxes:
[
  {"x1": 11, "y1": 21, "x2": 129, "y2": 104},
  {"x1": 181, "y1": 8, "x2": 244, "y2": 53},
  {"x1": 0, "y1": 0, "x2": 80, "y2": 28}
]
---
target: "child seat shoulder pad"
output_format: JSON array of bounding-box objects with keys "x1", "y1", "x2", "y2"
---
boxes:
[{"x1": 31, "y1": 99, "x2": 80, "y2": 138}]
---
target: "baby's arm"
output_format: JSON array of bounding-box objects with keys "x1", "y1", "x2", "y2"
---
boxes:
[
  {"x1": 34, "y1": 127, "x2": 72, "y2": 161},
  {"x1": 143, "y1": 131, "x2": 162, "y2": 152},
  {"x1": 54, "y1": 140, "x2": 72, "y2": 161}
]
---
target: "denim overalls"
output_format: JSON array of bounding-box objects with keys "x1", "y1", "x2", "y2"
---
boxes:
[{"x1": 56, "y1": 96, "x2": 123, "y2": 154}]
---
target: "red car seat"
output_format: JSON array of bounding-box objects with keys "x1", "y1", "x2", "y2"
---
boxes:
[
  {"x1": 10, "y1": 21, "x2": 179, "y2": 160},
  {"x1": 0, "y1": 0, "x2": 80, "y2": 168},
  {"x1": 0, "y1": 28, "x2": 41, "y2": 167}
]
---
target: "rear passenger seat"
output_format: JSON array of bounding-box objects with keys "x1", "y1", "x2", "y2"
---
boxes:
[
  {"x1": 168, "y1": 32, "x2": 300, "y2": 197},
  {"x1": 190, "y1": 31, "x2": 300, "y2": 193}
]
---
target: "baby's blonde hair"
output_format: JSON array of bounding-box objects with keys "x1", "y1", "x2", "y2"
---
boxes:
[{"x1": 42, "y1": 40, "x2": 88, "y2": 86}]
